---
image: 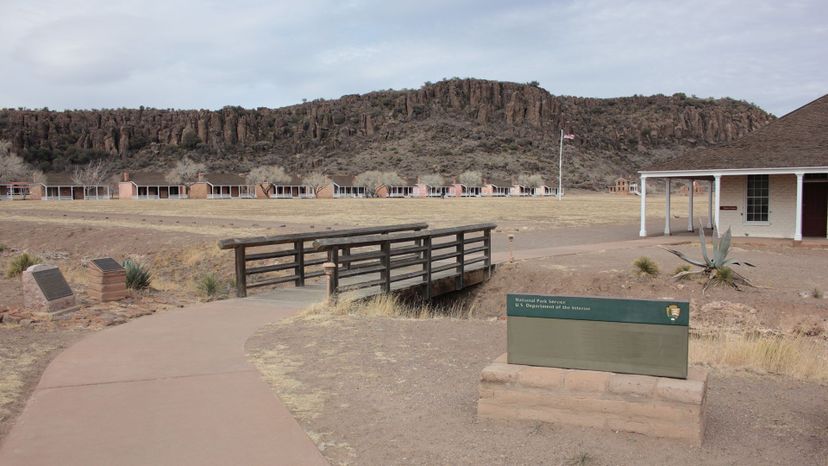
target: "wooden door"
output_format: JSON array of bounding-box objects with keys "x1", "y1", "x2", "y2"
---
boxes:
[{"x1": 802, "y1": 182, "x2": 828, "y2": 237}]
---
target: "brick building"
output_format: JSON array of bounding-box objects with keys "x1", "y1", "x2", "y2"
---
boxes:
[{"x1": 639, "y1": 94, "x2": 828, "y2": 240}]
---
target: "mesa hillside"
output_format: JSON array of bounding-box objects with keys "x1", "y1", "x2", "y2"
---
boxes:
[{"x1": 0, "y1": 78, "x2": 773, "y2": 189}]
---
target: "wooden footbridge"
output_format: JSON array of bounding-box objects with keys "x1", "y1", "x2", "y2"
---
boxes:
[{"x1": 218, "y1": 223, "x2": 496, "y2": 301}]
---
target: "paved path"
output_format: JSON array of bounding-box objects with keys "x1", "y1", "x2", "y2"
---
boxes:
[
  {"x1": 0, "y1": 287, "x2": 328, "y2": 466},
  {"x1": 0, "y1": 229, "x2": 696, "y2": 465}
]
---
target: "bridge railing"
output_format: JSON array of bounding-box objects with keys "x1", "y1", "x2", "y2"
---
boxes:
[
  {"x1": 313, "y1": 223, "x2": 496, "y2": 299},
  {"x1": 218, "y1": 223, "x2": 428, "y2": 297}
]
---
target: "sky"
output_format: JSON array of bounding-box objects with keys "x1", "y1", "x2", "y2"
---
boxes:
[{"x1": 1, "y1": 0, "x2": 826, "y2": 116}]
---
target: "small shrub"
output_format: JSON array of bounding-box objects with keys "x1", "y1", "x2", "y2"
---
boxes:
[
  {"x1": 6, "y1": 253, "x2": 41, "y2": 278},
  {"x1": 633, "y1": 256, "x2": 659, "y2": 277},
  {"x1": 711, "y1": 266, "x2": 734, "y2": 287},
  {"x1": 0, "y1": 243, "x2": 6, "y2": 252},
  {"x1": 123, "y1": 259, "x2": 152, "y2": 290},
  {"x1": 813, "y1": 288, "x2": 824, "y2": 299},
  {"x1": 197, "y1": 273, "x2": 223, "y2": 300},
  {"x1": 673, "y1": 264, "x2": 692, "y2": 279}
]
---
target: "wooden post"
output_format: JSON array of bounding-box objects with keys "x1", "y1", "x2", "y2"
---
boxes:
[
  {"x1": 456, "y1": 232, "x2": 465, "y2": 290},
  {"x1": 234, "y1": 246, "x2": 247, "y2": 297},
  {"x1": 423, "y1": 236, "x2": 432, "y2": 300},
  {"x1": 294, "y1": 240, "x2": 305, "y2": 286},
  {"x1": 483, "y1": 228, "x2": 492, "y2": 279},
  {"x1": 380, "y1": 241, "x2": 391, "y2": 293},
  {"x1": 342, "y1": 247, "x2": 351, "y2": 270},
  {"x1": 323, "y1": 261, "x2": 338, "y2": 302}
]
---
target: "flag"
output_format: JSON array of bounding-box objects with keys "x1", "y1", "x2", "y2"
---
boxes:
[{"x1": 563, "y1": 133, "x2": 575, "y2": 140}]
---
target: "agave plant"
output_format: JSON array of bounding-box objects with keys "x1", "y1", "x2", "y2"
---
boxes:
[{"x1": 662, "y1": 221, "x2": 755, "y2": 292}]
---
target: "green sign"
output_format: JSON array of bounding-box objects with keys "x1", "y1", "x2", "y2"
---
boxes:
[{"x1": 507, "y1": 294, "x2": 689, "y2": 379}]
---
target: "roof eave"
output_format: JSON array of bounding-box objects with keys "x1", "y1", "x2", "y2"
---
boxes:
[{"x1": 639, "y1": 166, "x2": 828, "y2": 178}]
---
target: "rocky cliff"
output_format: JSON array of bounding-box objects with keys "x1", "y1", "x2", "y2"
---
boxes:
[{"x1": 0, "y1": 78, "x2": 773, "y2": 188}]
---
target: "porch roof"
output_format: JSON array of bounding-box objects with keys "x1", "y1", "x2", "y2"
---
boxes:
[
  {"x1": 203, "y1": 173, "x2": 247, "y2": 186},
  {"x1": 642, "y1": 94, "x2": 828, "y2": 174},
  {"x1": 128, "y1": 172, "x2": 182, "y2": 186}
]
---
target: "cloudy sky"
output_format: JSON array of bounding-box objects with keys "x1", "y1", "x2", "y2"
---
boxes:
[{"x1": 1, "y1": 0, "x2": 825, "y2": 115}]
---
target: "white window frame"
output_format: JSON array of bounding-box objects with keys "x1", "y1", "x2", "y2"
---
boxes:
[{"x1": 744, "y1": 174, "x2": 771, "y2": 225}]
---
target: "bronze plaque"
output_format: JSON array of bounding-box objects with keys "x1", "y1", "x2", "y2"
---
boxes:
[
  {"x1": 91, "y1": 258, "x2": 124, "y2": 273},
  {"x1": 32, "y1": 268, "x2": 73, "y2": 301}
]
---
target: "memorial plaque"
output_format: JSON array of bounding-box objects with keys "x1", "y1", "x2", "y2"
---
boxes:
[
  {"x1": 32, "y1": 267, "x2": 74, "y2": 301},
  {"x1": 91, "y1": 257, "x2": 124, "y2": 273},
  {"x1": 23, "y1": 264, "x2": 77, "y2": 315},
  {"x1": 507, "y1": 294, "x2": 689, "y2": 378}
]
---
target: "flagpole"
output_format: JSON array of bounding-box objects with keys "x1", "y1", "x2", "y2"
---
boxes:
[{"x1": 557, "y1": 129, "x2": 563, "y2": 200}]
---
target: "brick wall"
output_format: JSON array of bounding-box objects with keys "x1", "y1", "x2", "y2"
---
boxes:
[
  {"x1": 117, "y1": 182, "x2": 135, "y2": 200},
  {"x1": 188, "y1": 182, "x2": 209, "y2": 199}
]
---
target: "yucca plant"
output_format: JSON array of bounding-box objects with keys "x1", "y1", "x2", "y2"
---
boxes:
[
  {"x1": 197, "y1": 273, "x2": 222, "y2": 300},
  {"x1": 123, "y1": 259, "x2": 152, "y2": 290},
  {"x1": 662, "y1": 221, "x2": 755, "y2": 292},
  {"x1": 6, "y1": 252, "x2": 41, "y2": 278},
  {"x1": 633, "y1": 256, "x2": 659, "y2": 277}
]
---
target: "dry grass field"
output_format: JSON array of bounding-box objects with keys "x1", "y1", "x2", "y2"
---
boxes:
[{"x1": 0, "y1": 192, "x2": 707, "y2": 236}]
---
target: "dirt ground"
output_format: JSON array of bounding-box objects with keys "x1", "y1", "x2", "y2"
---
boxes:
[
  {"x1": 247, "y1": 316, "x2": 828, "y2": 465},
  {"x1": 470, "y1": 243, "x2": 828, "y2": 336},
  {"x1": 0, "y1": 326, "x2": 86, "y2": 442},
  {"x1": 1, "y1": 195, "x2": 826, "y2": 462}
]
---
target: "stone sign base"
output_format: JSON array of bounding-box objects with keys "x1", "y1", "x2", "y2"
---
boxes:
[{"x1": 478, "y1": 354, "x2": 708, "y2": 444}]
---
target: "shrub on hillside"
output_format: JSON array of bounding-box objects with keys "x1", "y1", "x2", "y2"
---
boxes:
[
  {"x1": 6, "y1": 253, "x2": 41, "y2": 278},
  {"x1": 123, "y1": 259, "x2": 152, "y2": 290}
]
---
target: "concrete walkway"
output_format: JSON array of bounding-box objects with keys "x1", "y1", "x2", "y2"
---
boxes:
[
  {"x1": 0, "y1": 287, "x2": 328, "y2": 466},
  {"x1": 0, "y1": 231, "x2": 697, "y2": 465}
]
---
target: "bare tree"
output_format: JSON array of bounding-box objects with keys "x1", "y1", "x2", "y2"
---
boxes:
[
  {"x1": 0, "y1": 154, "x2": 30, "y2": 183},
  {"x1": 72, "y1": 159, "x2": 112, "y2": 187},
  {"x1": 458, "y1": 170, "x2": 482, "y2": 187},
  {"x1": 31, "y1": 170, "x2": 46, "y2": 185},
  {"x1": 165, "y1": 156, "x2": 206, "y2": 193},
  {"x1": 518, "y1": 173, "x2": 545, "y2": 188},
  {"x1": 0, "y1": 140, "x2": 31, "y2": 183},
  {"x1": 419, "y1": 174, "x2": 444, "y2": 186},
  {"x1": 301, "y1": 172, "x2": 331, "y2": 197},
  {"x1": 354, "y1": 170, "x2": 405, "y2": 197},
  {"x1": 246, "y1": 165, "x2": 290, "y2": 196}
]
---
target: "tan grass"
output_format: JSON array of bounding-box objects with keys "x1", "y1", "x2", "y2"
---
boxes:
[
  {"x1": 246, "y1": 346, "x2": 326, "y2": 420},
  {"x1": 300, "y1": 293, "x2": 475, "y2": 320},
  {"x1": 0, "y1": 342, "x2": 58, "y2": 416},
  {"x1": 690, "y1": 332, "x2": 828, "y2": 382},
  {"x1": 0, "y1": 193, "x2": 709, "y2": 234}
]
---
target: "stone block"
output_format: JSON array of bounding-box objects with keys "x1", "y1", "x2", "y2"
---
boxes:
[
  {"x1": 480, "y1": 363, "x2": 522, "y2": 384},
  {"x1": 477, "y1": 356, "x2": 706, "y2": 444},
  {"x1": 655, "y1": 378, "x2": 705, "y2": 404},
  {"x1": 22, "y1": 264, "x2": 76, "y2": 314},
  {"x1": 564, "y1": 370, "x2": 610, "y2": 392},
  {"x1": 608, "y1": 373, "x2": 657, "y2": 397},
  {"x1": 518, "y1": 366, "x2": 566, "y2": 389}
]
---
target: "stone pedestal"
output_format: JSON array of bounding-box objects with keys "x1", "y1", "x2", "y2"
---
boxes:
[
  {"x1": 87, "y1": 258, "x2": 128, "y2": 302},
  {"x1": 22, "y1": 264, "x2": 78, "y2": 318},
  {"x1": 478, "y1": 354, "x2": 708, "y2": 444}
]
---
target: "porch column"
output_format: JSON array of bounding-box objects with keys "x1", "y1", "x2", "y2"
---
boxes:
[
  {"x1": 713, "y1": 174, "x2": 722, "y2": 235},
  {"x1": 795, "y1": 172, "x2": 804, "y2": 241},
  {"x1": 707, "y1": 181, "x2": 714, "y2": 229},
  {"x1": 687, "y1": 180, "x2": 694, "y2": 231},
  {"x1": 664, "y1": 178, "x2": 672, "y2": 236},
  {"x1": 639, "y1": 176, "x2": 648, "y2": 237}
]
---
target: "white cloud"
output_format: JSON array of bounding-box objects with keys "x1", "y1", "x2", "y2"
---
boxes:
[{"x1": 0, "y1": 0, "x2": 825, "y2": 114}]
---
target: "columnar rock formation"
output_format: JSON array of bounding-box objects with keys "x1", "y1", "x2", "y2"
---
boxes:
[{"x1": 0, "y1": 79, "x2": 773, "y2": 188}]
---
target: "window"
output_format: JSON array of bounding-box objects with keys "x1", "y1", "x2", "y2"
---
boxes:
[{"x1": 746, "y1": 175, "x2": 769, "y2": 222}]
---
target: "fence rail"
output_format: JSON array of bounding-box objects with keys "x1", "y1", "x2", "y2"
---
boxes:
[
  {"x1": 218, "y1": 223, "x2": 428, "y2": 297},
  {"x1": 313, "y1": 223, "x2": 496, "y2": 299}
]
